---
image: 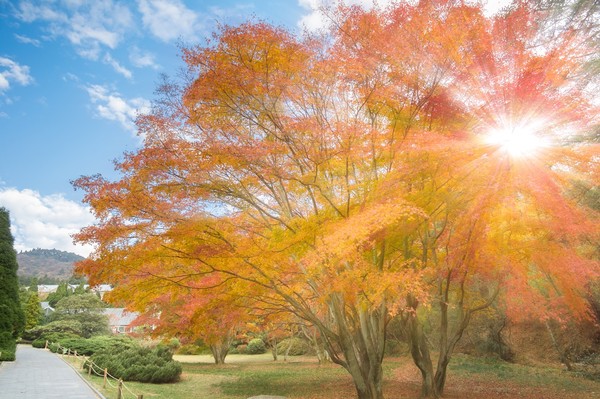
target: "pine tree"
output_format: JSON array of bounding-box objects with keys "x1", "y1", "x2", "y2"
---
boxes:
[
  {"x1": 47, "y1": 281, "x2": 71, "y2": 307},
  {"x1": 0, "y1": 207, "x2": 25, "y2": 360}
]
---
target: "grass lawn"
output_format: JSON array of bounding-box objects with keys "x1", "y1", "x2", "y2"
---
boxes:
[{"x1": 67, "y1": 353, "x2": 600, "y2": 399}]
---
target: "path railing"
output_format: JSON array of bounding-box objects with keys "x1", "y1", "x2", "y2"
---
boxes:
[{"x1": 45, "y1": 340, "x2": 144, "y2": 399}]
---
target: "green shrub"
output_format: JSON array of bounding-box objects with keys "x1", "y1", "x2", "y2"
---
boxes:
[
  {"x1": 88, "y1": 344, "x2": 182, "y2": 383},
  {"x1": 32, "y1": 331, "x2": 81, "y2": 348},
  {"x1": 165, "y1": 338, "x2": 180, "y2": 351},
  {"x1": 246, "y1": 338, "x2": 266, "y2": 354},
  {"x1": 59, "y1": 335, "x2": 137, "y2": 356},
  {"x1": 0, "y1": 348, "x2": 16, "y2": 361},
  {"x1": 232, "y1": 344, "x2": 247, "y2": 354},
  {"x1": 23, "y1": 320, "x2": 84, "y2": 341},
  {"x1": 31, "y1": 338, "x2": 47, "y2": 348},
  {"x1": 276, "y1": 337, "x2": 311, "y2": 356},
  {"x1": 0, "y1": 332, "x2": 16, "y2": 361},
  {"x1": 48, "y1": 342, "x2": 61, "y2": 353},
  {"x1": 177, "y1": 344, "x2": 204, "y2": 355}
]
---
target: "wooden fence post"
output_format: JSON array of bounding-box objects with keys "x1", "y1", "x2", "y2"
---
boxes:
[
  {"x1": 103, "y1": 368, "x2": 107, "y2": 388},
  {"x1": 117, "y1": 379, "x2": 123, "y2": 399},
  {"x1": 88, "y1": 362, "x2": 92, "y2": 375},
  {"x1": 44, "y1": 340, "x2": 48, "y2": 349}
]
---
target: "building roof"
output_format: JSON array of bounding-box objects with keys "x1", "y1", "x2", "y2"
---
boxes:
[
  {"x1": 103, "y1": 308, "x2": 139, "y2": 327},
  {"x1": 37, "y1": 285, "x2": 59, "y2": 293},
  {"x1": 33, "y1": 284, "x2": 113, "y2": 293}
]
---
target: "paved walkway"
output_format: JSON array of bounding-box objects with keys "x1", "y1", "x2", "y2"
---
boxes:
[{"x1": 0, "y1": 345, "x2": 104, "y2": 399}]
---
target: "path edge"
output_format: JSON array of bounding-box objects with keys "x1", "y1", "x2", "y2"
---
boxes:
[{"x1": 53, "y1": 350, "x2": 107, "y2": 399}]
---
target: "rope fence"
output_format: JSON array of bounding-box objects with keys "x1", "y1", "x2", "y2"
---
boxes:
[{"x1": 45, "y1": 340, "x2": 144, "y2": 399}]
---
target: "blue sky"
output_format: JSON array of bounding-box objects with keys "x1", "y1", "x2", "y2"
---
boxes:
[
  {"x1": 0, "y1": 0, "x2": 316, "y2": 256},
  {"x1": 0, "y1": 0, "x2": 509, "y2": 257}
]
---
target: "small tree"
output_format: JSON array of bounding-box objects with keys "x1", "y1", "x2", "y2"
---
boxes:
[
  {"x1": 50, "y1": 293, "x2": 109, "y2": 338},
  {"x1": 24, "y1": 291, "x2": 42, "y2": 330},
  {"x1": 73, "y1": 282, "x2": 86, "y2": 295},
  {"x1": 28, "y1": 278, "x2": 39, "y2": 293},
  {"x1": 47, "y1": 281, "x2": 71, "y2": 308}
]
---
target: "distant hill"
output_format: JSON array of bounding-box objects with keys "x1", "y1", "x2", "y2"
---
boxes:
[{"x1": 17, "y1": 249, "x2": 85, "y2": 283}]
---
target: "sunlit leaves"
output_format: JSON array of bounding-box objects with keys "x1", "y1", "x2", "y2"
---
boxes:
[{"x1": 73, "y1": 2, "x2": 599, "y2": 395}]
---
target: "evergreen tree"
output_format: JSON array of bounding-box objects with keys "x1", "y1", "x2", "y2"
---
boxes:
[
  {"x1": 28, "y1": 277, "x2": 39, "y2": 293},
  {"x1": 73, "y1": 281, "x2": 86, "y2": 295},
  {"x1": 24, "y1": 292, "x2": 42, "y2": 330},
  {"x1": 0, "y1": 208, "x2": 25, "y2": 360},
  {"x1": 47, "y1": 281, "x2": 70, "y2": 308},
  {"x1": 50, "y1": 293, "x2": 109, "y2": 338}
]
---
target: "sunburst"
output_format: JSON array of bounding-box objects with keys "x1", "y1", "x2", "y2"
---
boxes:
[{"x1": 484, "y1": 119, "x2": 550, "y2": 159}]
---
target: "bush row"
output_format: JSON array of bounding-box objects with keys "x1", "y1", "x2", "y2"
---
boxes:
[
  {"x1": 27, "y1": 326, "x2": 182, "y2": 384},
  {"x1": 87, "y1": 345, "x2": 182, "y2": 383},
  {"x1": 40, "y1": 335, "x2": 138, "y2": 356}
]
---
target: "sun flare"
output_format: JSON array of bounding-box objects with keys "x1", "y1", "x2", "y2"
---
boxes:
[{"x1": 485, "y1": 119, "x2": 549, "y2": 158}]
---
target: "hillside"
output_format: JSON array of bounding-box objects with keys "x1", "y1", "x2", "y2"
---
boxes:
[{"x1": 16, "y1": 248, "x2": 85, "y2": 282}]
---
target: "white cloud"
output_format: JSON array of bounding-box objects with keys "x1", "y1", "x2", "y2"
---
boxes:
[
  {"x1": 0, "y1": 57, "x2": 34, "y2": 93},
  {"x1": 103, "y1": 53, "x2": 133, "y2": 79},
  {"x1": 14, "y1": 34, "x2": 41, "y2": 47},
  {"x1": 297, "y1": 0, "x2": 506, "y2": 31},
  {"x1": 129, "y1": 46, "x2": 159, "y2": 69},
  {"x1": 0, "y1": 188, "x2": 95, "y2": 257},
  {"x1": 298, "y1": 0, "x2": 330, "y2": 32},
  {"x1": 85, "y1": 84, "x2": 151, "y2": 135},
  {"x1": 17, "y1": 1, "x2": 66, "y2": 23},
  {"x1": 481, "y1": 0, "x2": 513, "y2": 16},
  {"x1": 16, "y1": 0, "x2": 133, "y2": 59},
  {"x1": 138, "y1": 0, "x2": 200, "y2": 42},
  {"x1": 0, "y1": 75, "x2": 9, "y2": 92},
  {"x1": 298, "y1": 0, "x2": 397, "y2": 32}
]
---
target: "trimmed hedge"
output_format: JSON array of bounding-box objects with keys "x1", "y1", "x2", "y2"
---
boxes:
[
  {"x1": 88, "y1": 345, "x2": 182, "y2": 383},
  {"x1": 31, "y1": 332, "x2": 81, "y2": 349},
  {"x1": 57, "y1": 335, "x2": 137, "y2": 356}
]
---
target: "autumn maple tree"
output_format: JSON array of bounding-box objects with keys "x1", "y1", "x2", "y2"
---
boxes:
[{"x1": 74, "y1": 1, "x2": 599, "y2": 398}]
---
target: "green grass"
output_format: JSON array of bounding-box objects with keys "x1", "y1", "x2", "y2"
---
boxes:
[
  {"x1": 214, "y1": 362, "x2": 349, "y2": 397},
  {"x1": 449, "y1": 354, "x2": 596, "y2": 393},
  {"x1": 73, "y1": 355, "x2": 351, "y2": 399},
  {"x1": 66, "y1": 353, "x2": 600, "y2": 399}
]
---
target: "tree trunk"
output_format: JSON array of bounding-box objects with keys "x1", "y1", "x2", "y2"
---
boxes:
[
  {"x1": 270, "y1": 337, "x2": 278, "y2": 361},
  {"x1": 301, "y1": 325, "x2": 330, "y2": 363},
  {"x1": 284, "y1": 336, "x2": 293, "y2": 361},
  {"x1": 434, "y1": 353, "x2": 450, "y2": 396},
  {"x1": 323, "y1": 294, "x2": 387, "y2": 399},
  {"x1": 404, "y1": 291, "x2": 445, "y2": 398},
  {"x1": 210, "y1": 343, "x2": 228, "y2": 364},
  {"x1": 407, "y1": 313, "x2": 439, "y2": 398},
  {"x1": 545, "y1": 320, "x2": 573, "y2": 371}
]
